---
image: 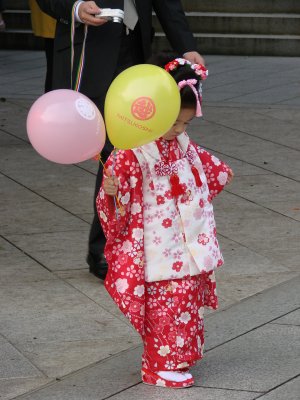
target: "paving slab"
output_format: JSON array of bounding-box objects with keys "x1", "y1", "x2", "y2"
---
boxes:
[
  {"x1": 0, "y1": 102, "x2": 29, "y2": 140},
  {"x1": 206, "y1": 75, "x2": 300, "y2": 98},
  {"x1": 16, "y1": 346, "x2": 142, "y2": 400},
  {"x1": 0, "y1": 377, "x2": 52, "y2": 400},
  {"x1": 0, "y1": 276, "x2": 140, "y2": 381},
  {"x1": 194, "y1": 122, "x2": 300, "y2": 180},
  {"x1": 255, "y1": 249, "x2": 300, "y2": 273},
  {"x1": 108, "y1": 383, "x2": 261, "y2": 400},
  {"x1": 195, "y1": 324, "x2": 300, "y2": 392},
  {"x1": 2, "y1": 93, "x2": 47, "y2": 100},
  {"x1": 6, "y1": 229, "x2": 91, "y2": 271},
  {"x1": 0, "y1": 338, "x2": 44, "y2": 380},
  {"x1": 0, "y1": 237, "x2": 56, "y2": 283},
  {"x1": 0, "y1": 145, "x2": 97, "y2": 215},
  {"x1": 216, "y1": 271, "x2": 298, "y2": 304},
  {"x1": 205, "y1": 62, "x2": 266, "y2": 85},
  {"x1": 256, "y1": 376, "x2": 300, "y2": 400},
  {"x1": 204, "y1": 88, "x2": 245, "y2": 102},
  {"x1": 251, "y1": 200, "x2": 300, "y2": 222},
  {"x1": 270, "y1": 309, "x2": 300, "y2": 326},
  {"x1": 222, "y1": 82, "x2": 300, "y2": 105},
  {"x1": 215, "y1": 192, "x2": 300, "y2": 259},
  {"x1": 0, "y1": 176, "x2": 89, "y2": 235},
  {"x1": 75, "y1": 159, "x2": 99, "y2": 175},
  {"x1": 0, "y1": 129, "x2": 24, "y2": 146},
  {"x1": 205, "y1": 62, "x2": 300, "y2": 97},
  {"x1": 32, "y1": 185, "x2": 95, "y2": 216},
  {"x1": 207, "y1": 57, "x2": 300, "y2": 82},
  {"x1": 6, "y1": 99, "x2": 39, "y2": 108},
  {"x1": 0, "y1": 145, "x2": 95, "y2": 190},
  {"x1": 204, "y1": 150, "x2": 273, "y2": 177},
  {"x1": 18, "y1": 338, "x2": 140, "y2": 379},
  {"x1": 218, "y1": 236, "x2": 290, "y2": 275},
  {"x1": 0, "y1": 279, "x2": 137, "y2": 345},
  {"x1": 277, "y1": 96, "x2": 300, "y2": 106},
  {"x1": 204, "y1": 276, "x2": 300, "y2": 350},
  {"x1": 214, "y1": 236, "x2": 298, "y2": 303},
  {"x1": 226, "y1": 174, "x2": 300, "y2": 204},
  {"x1": 202, "y1": 106, "x2": 300, "y2": 150},
  {"x1": 0, "y1": 82, "x2": 43, "y2": 95},
  {"x1": 260, "y1": 108, "x2": 300, "y2": 125},
  {"x1": 76, "y1": 212, "x2": 94, "y2": 224}
]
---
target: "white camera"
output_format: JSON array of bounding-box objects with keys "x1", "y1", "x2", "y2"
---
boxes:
[{"x1": 95, "y1": 8, "x2": 124, "y2": 23}]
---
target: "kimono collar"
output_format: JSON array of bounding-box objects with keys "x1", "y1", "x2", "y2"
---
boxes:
[
  {"x1": 140, "y1": 132, "x2": 190, "y2": 161},
  {"x1": 139, "y1": 133, "x2": 202, "y2": 196}
]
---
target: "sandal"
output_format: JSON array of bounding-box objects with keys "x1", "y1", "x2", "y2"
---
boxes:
[{"x1": 141, "y1": 367, "x2": 194, "y2": 388}]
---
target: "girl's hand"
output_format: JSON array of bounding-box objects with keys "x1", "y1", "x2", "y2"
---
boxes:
[
  {"x1": 103, "y1": 176, "x2": 119, "y2": 196},
  {"x1": 227, "y1": 168, "x2": 234, "y2": 185}
]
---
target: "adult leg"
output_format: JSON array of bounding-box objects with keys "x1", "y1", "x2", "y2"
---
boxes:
[
  {"x1": 87, "y1": 24, "x2": 144, "y2": 279},
  {"x1": 44, "y1": 38, "x2": 54, "y2": 93},
  {"x1": 87, "y1": 117, "x2": 113, "y2": 280}
]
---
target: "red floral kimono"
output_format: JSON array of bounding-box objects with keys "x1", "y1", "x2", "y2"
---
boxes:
[{"x1": 96, "y1": 134, "x2": 230, "y2": 371}]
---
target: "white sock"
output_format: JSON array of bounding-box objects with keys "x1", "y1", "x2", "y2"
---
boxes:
[{"x1": 157, "y1": 371, "x2": 189, "y2": 382}]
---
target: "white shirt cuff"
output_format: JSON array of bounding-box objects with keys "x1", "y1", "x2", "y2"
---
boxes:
[{"x1": 75, "y1": 1, "x2": 84, "y2": 23}]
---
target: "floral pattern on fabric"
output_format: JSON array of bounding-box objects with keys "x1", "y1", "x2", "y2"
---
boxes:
[
  {"x1": 133, "y1": 134, "x2": 225, "y2": 282},
  {"x1": 142, "y1": 274, "x2": 217, "y2": 371},
  {"x1": 96, "y1": 135, "x2": 229, "y2": 335}
]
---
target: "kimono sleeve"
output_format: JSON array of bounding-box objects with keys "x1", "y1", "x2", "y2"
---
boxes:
[
  {"x1": 96, "y1": 150, "x2": 146, "y2": 336},
  {"x1": 96, "y1": 149, "x2": 140, "y2": 242},
  {"x1": 203, "y1": 271, "x2": 218, "y2": 310},
  {"x1": 193, "y1": 143, "x2": 231, "y2": 200}
]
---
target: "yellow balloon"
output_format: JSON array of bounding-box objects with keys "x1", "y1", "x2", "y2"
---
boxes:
[{"x1": 104, "y1": 64, "x2": 180, "y2": 150}]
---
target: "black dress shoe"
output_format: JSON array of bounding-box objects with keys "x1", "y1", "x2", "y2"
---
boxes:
[{"x1": 87, "y1": 253, "x2": 108, "y2": 280}]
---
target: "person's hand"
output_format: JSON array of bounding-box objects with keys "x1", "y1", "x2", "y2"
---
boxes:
[
  {"x1": 103, "y1": 176, "x2": 119, "y2": 196},
  {"x1": 184, "y1": 51, "x2": 205, "y2": 66},
  {"x1": 226, "y1": 168, "x2": 234, "y2": 185},
  {"x1": 78, "y1": 1, "x2": 108, "y2": 26}
]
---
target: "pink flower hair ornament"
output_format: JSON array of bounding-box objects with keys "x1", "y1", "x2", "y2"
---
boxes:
[
  {"x1": 178, "y1": 79, "x2": 202, "y2": 117},
  {"x1": 164, "y1": 58, "x2": 208, "y2": 118}
]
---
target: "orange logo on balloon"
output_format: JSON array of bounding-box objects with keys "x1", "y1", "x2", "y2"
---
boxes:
[{"x1": 131, "y1": 97, "x2": 156, "y2": 121}]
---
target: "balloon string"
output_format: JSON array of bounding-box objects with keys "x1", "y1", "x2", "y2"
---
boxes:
[
  {"x1": 94, "y1": 151, "x2": 123, "y2": 215},
  {"x1": 74, "y1": 24, "x2": 88, "y2": 91},
  {"x1": 71, "y1": 2, "x2": 88, "y2": 91}
]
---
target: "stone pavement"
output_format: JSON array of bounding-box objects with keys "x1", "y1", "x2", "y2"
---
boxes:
[{"x1": 0, "y1": 51, "x2": 299, "y2": 399}]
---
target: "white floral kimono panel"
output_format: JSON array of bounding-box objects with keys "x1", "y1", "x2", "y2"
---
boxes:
[{"x1": 133, "y1": 133, "x2": 223, "y2": 282}]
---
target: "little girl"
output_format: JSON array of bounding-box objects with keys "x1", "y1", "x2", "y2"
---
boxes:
[{"x1": 97, "y1": 57, "x2": 233, "y2": 388}]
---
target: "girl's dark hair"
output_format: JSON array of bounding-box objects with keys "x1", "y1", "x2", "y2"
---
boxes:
[{"x1": 148, "y1": 52, "x2": 201, "y2": 110}]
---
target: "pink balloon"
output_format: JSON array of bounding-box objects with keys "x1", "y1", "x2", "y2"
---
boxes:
[{"x1": 27, "y1": 89, "x2": 106, "y2": 164}]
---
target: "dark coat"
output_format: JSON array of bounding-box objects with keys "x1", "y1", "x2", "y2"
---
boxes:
[{"x1": 37, "y1": 0, "x2": 197, "y2": 99}]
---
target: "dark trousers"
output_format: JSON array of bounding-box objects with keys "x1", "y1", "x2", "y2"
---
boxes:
[
  {"x1": 44, "y1": 38, "x2": 54, "y2": 93},
  {"x1": 88, "y1": 24, "x2": 144, "y2": 262}
]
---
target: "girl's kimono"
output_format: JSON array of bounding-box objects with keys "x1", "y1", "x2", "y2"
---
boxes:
[{"x1": 97, "y1": 132, "x2": 230, "y2": 371}]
